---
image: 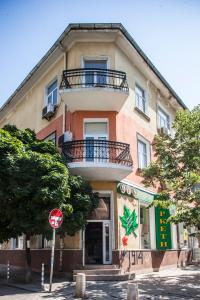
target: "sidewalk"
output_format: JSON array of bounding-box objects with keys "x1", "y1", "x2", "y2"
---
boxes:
[{"x1": 0, "y1": 265, "x2": 200, "y2": 299}]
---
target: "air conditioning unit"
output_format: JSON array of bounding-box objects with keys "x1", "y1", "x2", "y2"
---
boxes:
[
  {"x1": 42, "y1": 103, "x2": 55, "y2": 120},
  {"x1": 58, "y1": 131, "x2": 73, "y2": 147},
  {"x1": 158, "y1": 126, "x2": 170, "y2": 135}
]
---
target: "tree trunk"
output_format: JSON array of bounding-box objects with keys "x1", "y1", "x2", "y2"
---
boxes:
[
  {"x1": 25, "y1": 234, "x2": 32, "y2": 283},
  {"x1": 197, "y1": 235, "x2": 200, "y2": 248}
]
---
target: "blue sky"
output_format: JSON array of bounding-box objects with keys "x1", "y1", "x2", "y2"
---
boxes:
[{"x1": 0, "y1": 0, "x2": 200, "y2": 110}]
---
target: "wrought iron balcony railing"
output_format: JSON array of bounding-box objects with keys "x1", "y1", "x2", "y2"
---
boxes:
[
  {"x1": 61, "y1": 139, "x2": 133, "y2": 167},
  {"x1": 60, "y1": 68, "x2": 129, "y2": 92}
]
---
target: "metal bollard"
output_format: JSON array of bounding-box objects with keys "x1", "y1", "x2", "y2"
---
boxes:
[
  {"x1": 59, "y1": 249, "x2": 63, "y2": 271},
  {"x1": 7, "y1": 261, "x2": 10, "y2": 281},
  {"x1": 127, "y1": 282, "x2": 139, "y2": 300},
  {"x1": 75, "y1": 273, "x2": 86, "y2": 298},
  {"x1": 41, "y1": 263, "x2": 44, "y2": 288}
]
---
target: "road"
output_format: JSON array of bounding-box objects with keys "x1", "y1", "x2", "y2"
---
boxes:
[{"x1": 0, "y1": 266, "x2": 199, "y2": 299}]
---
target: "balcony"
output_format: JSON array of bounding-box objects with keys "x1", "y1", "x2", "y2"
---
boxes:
[
  {"x1": 61, "y1": 139, "x2": 133, "y2": 181},
  {"x1": 59, "y1": 68, "x2": 129, "y2": 112}
]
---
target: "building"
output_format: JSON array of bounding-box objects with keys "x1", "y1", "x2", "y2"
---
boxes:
[{"x1": 0, "y1": 23, "x2": 191, "y2": 275}]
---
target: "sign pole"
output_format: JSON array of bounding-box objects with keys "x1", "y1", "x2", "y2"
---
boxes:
[
  {"x1": 48, "y1": 208, "x2": 63, "y2": 292},
  {"x1": 49, "y1": 228, "x2": 56, "y2": 292}
]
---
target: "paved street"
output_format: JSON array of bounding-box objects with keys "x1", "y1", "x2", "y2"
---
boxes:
[{"x1": 0, "y1": 266, "x2": 199, "y2": 299}]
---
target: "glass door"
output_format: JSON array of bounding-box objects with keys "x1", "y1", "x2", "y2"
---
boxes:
[
  {"x1": 85, "y1": 195, "x2": 112, "y2": 265},
  {"x1": 84, "y1": 121, "x2": 108, "y2": 162},
  {"x1": 103, "y1": 221, "x2": 112, "y2": 264},
  {"x1": 84, "y1": 60, "x2": 107, "y2": 86}
]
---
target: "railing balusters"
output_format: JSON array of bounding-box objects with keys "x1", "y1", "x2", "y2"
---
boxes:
[
  {"x1": 60, "y1": 68, "x2": 129, "y2": 92},
  {"x1": 61, "y1": 140, "x2": 133, "y2": 167}
]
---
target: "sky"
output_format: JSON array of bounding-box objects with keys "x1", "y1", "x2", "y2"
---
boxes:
[{"x1": 0, "y1": 0, "x2": 200, "y2": 110}]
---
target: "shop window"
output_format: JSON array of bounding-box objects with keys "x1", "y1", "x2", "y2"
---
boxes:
[
  {"x1": 89, "y1": 196, "x2": 110, "y2": 220},
  {"x1": 178, "y1": 223, "x2": 189, "y2": 248},
  {"x1": 140, "y1": 206, "x2": 150, "y2": 249}
]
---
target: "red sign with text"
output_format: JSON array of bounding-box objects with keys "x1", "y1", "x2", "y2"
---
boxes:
[{"x1": 49, "y1": 209, "x2": 63, "y2": 229}]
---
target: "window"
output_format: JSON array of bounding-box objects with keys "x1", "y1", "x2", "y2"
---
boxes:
[
  {"x1": 135, "y1": 84, "x2": 147, "y2": 114},
  {"x1": 137, "y1": 135, "x2": 150, "y2": 169},
  {"x1": 157, "y1": 107, "x2": 170, "y2": 130},
  {"x1": 140, "y1": 206, "x2": 150, "y2": 249},
  {"x1": 84, "y1": 120, "x2": 108, "y2": 162},
  {"x1": 47, "y1": 80, "x2": 58, "y2": 105},
  {"x1": 84, "y1": 60, "x2": 107, "y2": 86},
  {"x1": 44, "y1": 132, "x2": 56, "y2": 146},
  {"x1": 12, "y1": 236, "x2": 24, "y2": 249},
  {"x1": 89, "y1": 196, "x2": 111, "y2": 220}
]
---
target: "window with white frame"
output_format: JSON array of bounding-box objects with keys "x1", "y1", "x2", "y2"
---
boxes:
[
  {"x1": 12, "y1": 236, "x2": 24, "y2": 249},
  {"x1": 140, "y1": 206, "x2": 151, "y2": 249},
  {"x1": 47, "y1": 80, "x2": 58, "y2": 106},
  {"x1": 39, "y1": 235, "x2": 52, "y2": 248},
  {"x1": 135, "y1": 84, "x2": 147, "y2": 114},
  {"x1": 44, "y1": 132, "x2": 56, "y2": 146},
  {"x1": 157, "y1": 106, "x2": 170, "y2": 130},
  {"x1": 84, "y1": 60, "x2": 107, "y2": 86},
  {"x1": 137, "y1": 135, "x2": 150, "y2": 169}
]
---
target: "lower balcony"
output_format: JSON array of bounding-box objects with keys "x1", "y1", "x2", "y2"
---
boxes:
[{"x1": 61, "y1": 139, "x2": 133, "y2": 181}]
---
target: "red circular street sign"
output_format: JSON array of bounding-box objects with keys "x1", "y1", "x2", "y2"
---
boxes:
[{"x1": 49, "y1": 208, "x2": 63, "y2": 229}]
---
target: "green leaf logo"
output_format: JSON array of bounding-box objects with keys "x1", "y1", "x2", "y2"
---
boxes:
[{"x1": 120, "y1": 205, "x2": 138, "y2": 237}]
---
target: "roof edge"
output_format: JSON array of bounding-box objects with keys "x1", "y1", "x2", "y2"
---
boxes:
[{"x1": 0, "y1": 23, "x2": 187, "y2": 112}]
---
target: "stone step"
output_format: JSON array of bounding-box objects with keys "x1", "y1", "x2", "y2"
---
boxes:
[
  {"x1": 83, "y1": 264, "x2": 118, "y2": 270},
  {"x1": 73, "y1": 268, "x2": 122, "y2": 275},
  {"x1": 73, "y1": 272, "x2": 135, "y2": 282}
]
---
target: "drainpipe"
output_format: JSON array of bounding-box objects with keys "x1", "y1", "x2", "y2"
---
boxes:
[
  {"x1": 61, "y1": 48, "x2": 68, "y2": 134},
  {"x1": 138, "y1": 201, "x2": 141, "y2": 250},
  {"x1": 62, "y1": 104, "x2": 66, "y2": 134}
]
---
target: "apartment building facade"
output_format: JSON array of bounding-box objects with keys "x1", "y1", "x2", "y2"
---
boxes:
[{"x1": 0, "y1": 24, "x2": 191, "y2": 274}]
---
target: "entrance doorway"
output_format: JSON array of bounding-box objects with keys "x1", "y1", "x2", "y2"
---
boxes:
[
  {"x1": 85, "y1": 222, "x2": 103, "y2": 264},
  {"x1": 85, "y1": 221, "x2": 112, "y2": 265},
  {"x1": 84, "y1": 194, "x2": 112, "y2": 265}
]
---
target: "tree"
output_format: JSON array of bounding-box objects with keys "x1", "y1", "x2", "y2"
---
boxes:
[
  {"x1": 60, "y1": 175, "x2": 99, "y2": 236},
  {"x1": 0, "y1": 125, "x2": 98, "y2": 280},
  {"x1": 142, "y1": 105, "x2": 200, "y2": 228}
]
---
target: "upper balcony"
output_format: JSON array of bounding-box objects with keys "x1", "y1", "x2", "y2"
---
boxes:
[
  {"x1": 59, "y1": 68, "x2": 129, "y2": 112},
  {"x1": 61, "y1": 139, "x2": 133, "y2": 181}
]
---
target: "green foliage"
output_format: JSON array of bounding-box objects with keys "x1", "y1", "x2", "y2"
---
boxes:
[
  {"x1": 59, "y1": 175, "x2": 99, "y2": 236},
  {"x1": 0, "y1": 125, "x2": 71, "y2": 243},
  {"x1": 120, "y1": 206, "x2": 138, "y2": 237},
  {"x1": 0, "y1": 125, "x2": 98, "y2": 243},
  {"x1": 142, "y1": 105, "x2": 200, "y2": 227}
]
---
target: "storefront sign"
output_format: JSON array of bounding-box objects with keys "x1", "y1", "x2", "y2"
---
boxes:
[
  {"x1": 117, "y1": 182, "x2": 154, "y2": 205},
  {"x1": 120, "y1": 205, "x2": 138, "y2": 237},
  {"x1": 155, "y1": 207, "x2": 172, "y2": 250},
  {"x1": 117, "y1": 182, "x2": 136, "y2": 198}
]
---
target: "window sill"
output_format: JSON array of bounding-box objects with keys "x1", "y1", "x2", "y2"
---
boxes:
[{"x1": 135, "y1": 107, "x2": 150, "y2": 121}]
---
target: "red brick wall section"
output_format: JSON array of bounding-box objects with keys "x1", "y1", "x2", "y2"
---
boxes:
[
  {"x1": 36, "y1": 115, "x2": 63, "y2": 144},
  {"x1": 113, "y1": 250, "x2": 192, "y2": 273},
  {"x1": 0, "y1": 249, "x2": 191, "y2": 274},
  {"x1": 0, "y1": 250, "x2": 82, "y2": 273},
  {"x1": 71, "y1": 111, "x2": 117, "y2": 140},
  {"x1": 0, "y1": 250, "x2": 27, "y2": 268}
]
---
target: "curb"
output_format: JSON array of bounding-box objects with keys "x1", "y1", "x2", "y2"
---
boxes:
[{"x1": 1, "y1": 281, "x2": 44, "y2": 293}]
